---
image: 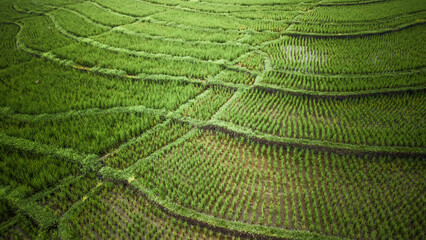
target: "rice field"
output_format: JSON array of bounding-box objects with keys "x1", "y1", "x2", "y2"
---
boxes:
[{"x1": 0, "y1": 0, "x2": 425, "y2": 239}]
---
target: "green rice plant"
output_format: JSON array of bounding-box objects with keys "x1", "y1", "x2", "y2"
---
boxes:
[
  {"x1": 91, "y1": 29, "x2": 250, "y2": 61},
  {"x1": 14, "y1": 0, "x2": 53, "y2": 12},
  {"x1": 0, "y1": 23, "x2": 32, "y2": 69},
  {"x1": 53, "y1": 42, "x2": 222, "y2": 78},
  {"x1": 198, "y1": 0, "x2": 316, "y2": 5},
  {"x1": 236, "y1": 52, "x2": 265, "y2": 72},
  {"x1": 263, "y1": 25, "x2": 426, "y2": 74},
  {"x1": 0, "y1": 198, "x2": 15, "y2": 224},
  {"x1": 93, "y1": 0, "x2": 166, "y2": 17},
  {"x1": 0, "y1": 145, "x2": 79, "y2": 197},
  {"x1": 188, "y1": 0, "x2": 310, "y2": 12},
  {"x1": 18, "y1": 15, "x2": 75, "y2": 52},
  {"x1": 302, "y1": 0, "x2": 425, "y2": 23},
  {"x1": 231, "y1": 10, "x2": 301, "y2": 21},
  {"x1": 0, "y1": 111, "x2": 161, "y2": 154},
  {"x1": 0, "y1": 0, "x2": 32, "y2": 21},
  {"x1": 219, "y1": 89, "x2": 426, "y2": 147},
  {"x1": 262, "y1": 70, "x2": 426, "y2": 92},
  {"x1": 0, "y1": 215, "x2": 43, "y2": 239},
  {"x1": 68, "y1": 183, "x2": 235, "y2": 239},
  {"x1": 136, "y1": 130, "x2": 425, "y2": 239},
  {"x1": 152, "y1": 9, "x2": 289, "y2": 32},
  {"x1": 239, "y1": 31, "x2": 281, "y2": 46},
  {"x1": 50, "y1": 9, "x2": 110, "y2": 37},
  {"x1": 218, "y1": 70, "x2": 256, "y2": 85},
  {"x1": 0, "y1": 59, "x2": 204, "y2": 114},
  {"x1": 39, "y1": 175, "x2": 98, "y2": 216},
  {"x1": 122, "y1": 20, "x2": 244, "y2": 43},
  {"x1": 66, "y1": 1, "x2": 135, "y2": 26},
  {"x1": 180, "y1": 87, "x2": 234, "y2": 120},
  {"x1": 288, "y1": 11, "x2": 425, "y2": 34},
  {"x1": 104, "y1": 121, "x2": 192, "y2": 169}
]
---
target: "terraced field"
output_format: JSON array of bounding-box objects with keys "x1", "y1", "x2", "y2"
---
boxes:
[{"x1": 0, "y1": 0, "x2": 425, "y2": 239}]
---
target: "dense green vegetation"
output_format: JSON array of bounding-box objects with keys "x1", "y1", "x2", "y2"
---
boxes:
[
  {"x1": 262, "y1": 70, "x2": 426, "y2": 92},
  {"x1": 0, "y1": 110, "x2": 162, "y2": 154},
  {"x1": 263, "y1": 25, "x2": 425, "y2": 74},
  {"x1": 0, "y1": 59, "x2": 204, "y2": 114},
  {"x1": 220, "y1": 89, "x2": 425, "y2": 147},
  {"x1": 0, "y1": 145, "x2": 79, "y2": 197},
  {"x1": 0, "y1": 0, "x2": 425, "y2": 239},
  {"x1": 0, "y1": 24, "x2": 31, "y2": 69},
  {"x1": 66, "y1": 2, "x2": 135, "y2": 26},
  {"x1": 136, "y1": 130, "x2": 425, "y2": 240}
]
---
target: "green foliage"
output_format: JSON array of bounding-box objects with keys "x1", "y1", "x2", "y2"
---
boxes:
[
  {"x1": 236, "y1": 51, "x2": 265, "y2": 72},
  {"x1": 18, "y1": 15, "x2": 75, "y2": 52},
  {"x1": 263, "y1": 25, "x2": 426, "y2": 74},
  {"x1": 263, "y1": 70, "x2": 426, "y2": 92},
  {"x1": 0, "y1": 145, "x2": 79, "y2": 197},
  {"x1": 0, "y1": 59, "x2": 204, "y2": 114},
  {"x1": 0, "y1": 215, "x2": 40, "y2": 239},
  {"x1": 104, "y1": 121, "x2": 192, "y2": 169},
  {"x1": 219, "y1": 70, "x2": 256, "y2": 85},
  {"x1": 67, "y1": 1, "x2": 135, "y2": 26},
  {"x1": 122, "y1": 20, "x2": 243, "y2": 43},
  {"x1": 0, "y1": 198, "x2": 15, "y2": 223},
  {"x1": 92, "y1": 29, "x2": 250, "y2": 61},
  {"x1": 305, "y1": 0, "x2": 425, "y2": 22},
  {"x1": 0, "y1": 23, "x2": 31, "y2": 69},
  {"x1": 94, "y1": 0, "x2": 166, "y2": 17},
  {"x1": 67, "y1": 183, "x2": 236, "y2": 239},
  {"x1": 53, "y1": 42, "x2": 222, "y2": 78},
  {"x1": 181, "y1": 87, "x2": 234, "y2": 121},
  {"x1": 39, "y1": 175, "x2": 98, "y2": 217},
  {"x1": 0, "y1": 111, "x2": 161, "y2": 154},
  {"x1": 50, "y1": 9, "x2": 110, "y2": 37},
  {"x1": 137, "y1": 130, "x2": 426, "y2": 240},
  {"x1": 220, "y1": 89, "x2": 426, "y2": 147},
  {"x1": 153, "y1": 9, "x2": 289, "y2": 32},
  {"x1": 0, "y1": 0, "x2": 425, "y2": 239}
]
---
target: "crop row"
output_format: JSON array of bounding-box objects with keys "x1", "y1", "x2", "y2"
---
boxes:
[
  {"x1": 0, "y1": 144, "x2": 79, "y2": 198},
  {"x1": 135, "y1": 129, "x2": 425, "y2": 240},
  {"x1": 52, "y1": 42, "x2": 222, "y2": 78},
  {"x1": 0, "y1": 110, "x2": 161, "y2": 154},
  {"x1": 262, "y1": 69, "x2": 426, "y2": 92},
  {"x1": 50, "y1": 8, "x2": 110, "y2": 37},
  {"x1": 152, "y1": 9, "x2": 289, "y2": 32},
  {"x1": 288, "y1": 12, "x2": 425, "y2": 34},
  {"x1": 0, "y1": 59, "x2": 204, "y2": 114},
  {"x1": 217, "y1": 70, "x2": 256, "y2": 86},
  {"x1": 0, "y1": 23, "x2": 31, "y2": 69},
  {"x1": 18, "y1": 15, "x2": 75, "y2": 52},
  {"x1": 263, "y1": 25, "x2": 425, "y2": 74},
  {"x1": 0, "y1": 0, "x2": 33, "y2": 21},
  {"x1": 195, "y1": 0, "x2": 316, "y2": 5},
  {"x1": 39, "y1": 175, "x2": 98, "y2": 217},
  {"x1": 93, "y1": 0, "x2": 167, "y2": 17},
  {"x1": 0, "y1": 215, "x2": 50, "y2": 240},
  {"x1": 68, "y1": 182, "x2": 242, "y2": 239},
  {"x1": 122, "y1": 20, "x2": 244, "y2": 43},
  {"x1": 66, "y1": 1, "x2": 135, "y2": 26},
  {"x1": 143, "y1": 0, "x2": 310, "y2": 13},
  {"x1": 180, "y1": 87, "x2": 234, "y2": 121},
  {"x1": 219, "y1": 89, "x2": 426, "y2": 147},
  {"x1": 301, "y1": 0, "x2": 425, "y2": 23},
  {"x1": 91, "y1": 29, "x2": 250, "y2": 61},
  {"x1": 236, "y1": 52, "x2": 265, "y2": 72},
  {"x1": 125, "y1": 19, "x2": 280, "y2": 46},
  {"x1": 104, "y1": 120, "x2": 192, "y2": 169}
]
